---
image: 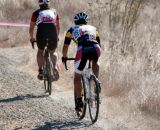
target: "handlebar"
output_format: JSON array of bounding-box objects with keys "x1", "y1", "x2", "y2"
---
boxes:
[{"x1": 63, "y1": 58, "x2": 75, "y2": 70}]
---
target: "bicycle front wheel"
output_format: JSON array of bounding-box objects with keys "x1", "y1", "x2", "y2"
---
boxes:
[{"x1": 88, "y1": 75, "x2": 100, "y2": 123}]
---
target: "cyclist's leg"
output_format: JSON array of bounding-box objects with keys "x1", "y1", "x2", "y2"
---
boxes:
[
  {"x1": 74, "y1": 46, "x2": 84, "y2": 99},
  {"x1": 74, "y1": 72, "x2": 82, "y2": 98},
  {"x1": 74, "y1": 72, "x2": 84, "y2": 111},
  {"x1": 48, "y1": 23, "x2": 58, "y2": 65},
  {"x1": 49, "y1": 49, "x2": 57, "y2": 67},
  {"x1": 36, "y1": 35, "x2": 45, "y2": 80},
  {"x1": 74, "y1": 46, "x2": 87, "y2": 110},
  {"x1": 37, "y1": 49, "x2": 44, "y2": 79},
  {"x1": 47, "y1": 23, "x2": 59, "y2": 81},
  {"x1": 92, "y1": 61, "x2": 99, "y2": 78},
  {"x1": 92, "y1": 44, "x2": 101, "y2": 93},
  {"x1": 37, "y1": 49, "x2": 44, "y2": 70},
  {"x1": 48, "y1": 50, "x2": 59, "y2": 81},
  {"x1": 48, "y1": 38, "x2": 59, "y2": 79},
  {"x1": 92, "y1": 61, "x2": 101, "y2": 93},
  {"x1": 92, "y1": 44, "x2": 101, "y2": 78}
]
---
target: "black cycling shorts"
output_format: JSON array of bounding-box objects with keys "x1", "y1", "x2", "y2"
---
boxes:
[
  {"x1": 36, "y1": 23, "x2": 58, "y2": 50},
  {"x1": 74, "y1": 41, "x2": 101, "y2": 73},
  {"x1": 78, "y1": 48, "x2": 98, "y2": 71}
]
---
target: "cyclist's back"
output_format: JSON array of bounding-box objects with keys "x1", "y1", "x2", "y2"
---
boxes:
[
  {"x1": 31, "y1": 1, "x2": 59, "y2": 50},
  {"x1": 68, "y1": 24, "x2": 98, "y2": 44},
  {"x1": 29, "y1": 0, "x2": 60, "y2": 80},
  {"x1": 62, "y1": 12, "x2": 101, "y2": 111},
  {"x1": 65, "y1": 23, "x2": 101, "y2": 72}
]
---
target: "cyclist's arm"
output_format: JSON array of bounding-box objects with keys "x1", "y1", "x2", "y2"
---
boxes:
[
  {"x1": 56, "y1": 14, "x2": 60, "y2": 35},
  {"x1": 96, "y1": 31, "x2": 101, "y2": 47},
  {"x1": 29, "y1": 21, "x2": 36, "y2": 39},
  {"x1": 29, "y1": 13, "x2": 36, "y2": 40},
  {"x1": 62, "y1": 31, "x2": 72, "y2": 57},
  {"x1": 62, "y1": 44, "x2": 69, "y2": 57}
]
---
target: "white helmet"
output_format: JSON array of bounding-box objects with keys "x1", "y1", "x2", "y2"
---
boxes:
[{"x1": 39, "y1": 0, "x2": 50, "y2": 5}]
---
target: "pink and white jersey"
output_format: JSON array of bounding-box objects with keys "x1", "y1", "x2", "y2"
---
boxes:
[
  {"x1": 36, "y1": 9, "x2": 57, "y2": 25},
  {"x1": 31, "y1": 8, "x2": 58, "y2": 25},
  {"x1": 71, "y1": 25, "x2": 97, "y2": 42}
]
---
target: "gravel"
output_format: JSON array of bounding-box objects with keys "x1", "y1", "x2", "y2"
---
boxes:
[
  {"x1": 0, "y1": 46, "x2": 125, "y2": 130},
  {"x1": 0, "y1": 47, "x2": 103, "y2": 130}
]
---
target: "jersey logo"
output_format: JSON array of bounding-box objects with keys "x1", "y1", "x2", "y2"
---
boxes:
[
  {"x1": 36, "y1": 10, "x2": 56, "y2": 25},
  {"x1": 72, "y1": 28, "x2": 81, "y2": 40},
  {"x1": 72, "y1": 26, "x2": 96, "y2": 41}
]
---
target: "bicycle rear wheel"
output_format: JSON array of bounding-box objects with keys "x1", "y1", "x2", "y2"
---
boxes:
[
  {"x1": 43, "y1": 54, "x2": 48, "y2": 92},
  {"x1": 88, "y1": 75, "x2": 100, "y2": 123},
  {"x1": 75, "y1": 75, "x2": 87, "y2": 120},
  {"x1": 43, "y1": 53, "x2": 52, "y2": 95}
]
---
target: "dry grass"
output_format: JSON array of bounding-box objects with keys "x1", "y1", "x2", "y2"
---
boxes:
[
  {"x1": 0, "y1": 27, "x2": 29, "y2": 48},
  {"x1": 0, "y1": 0, "x2": 160, "y2": 129}
]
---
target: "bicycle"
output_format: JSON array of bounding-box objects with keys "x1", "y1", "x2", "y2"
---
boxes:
[
  {"x1": 32, "y1": 40, "x2": 57, "y2": 95},
  {"x1": 64, "y1": 58, "x2": 101, "y2": 123}
]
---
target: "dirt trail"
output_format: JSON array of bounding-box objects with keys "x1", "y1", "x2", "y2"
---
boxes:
[{"x1": 0, "y1": 46, "x2": 125, "y2": 130}]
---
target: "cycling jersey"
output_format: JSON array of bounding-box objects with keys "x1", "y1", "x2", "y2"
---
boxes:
[
  {"x1": 31, "y1": 8, "x2": 59, "y2": 26},
  {"x1": 64, "y1": 24, "x2": 100, "y2": 46},
  {"x1": 31, "y1": 8, "x2": 59, "y2": 50},
  {"x1": 64, "y1": 24, "x2": 101, "y2": 74}
]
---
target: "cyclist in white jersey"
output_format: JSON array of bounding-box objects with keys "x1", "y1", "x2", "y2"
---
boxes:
[
  {"x1": 62, "y1": 12, "x2": 101, "y2": 111},
  {"x1": 29, "y1": 0, "x2": 60, "y2": 81}
]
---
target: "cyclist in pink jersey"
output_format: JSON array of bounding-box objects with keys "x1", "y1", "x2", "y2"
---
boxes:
[
  {"x1": 29, "y1": 0, "x2": 60, "y2": 81},
  {"x1": 62, "y1": 12, "x2": 101, "y2": 111}
]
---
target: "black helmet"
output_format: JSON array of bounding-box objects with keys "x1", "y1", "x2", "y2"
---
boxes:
[
  {"x1": 39, "y1": 0, "x2": 50, "y2": 5},
  {"x1": 74, "y1": 12, "x2": 88, "y2": 25}
]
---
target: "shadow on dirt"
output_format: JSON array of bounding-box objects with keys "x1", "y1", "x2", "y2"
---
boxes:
[
  {"x1": 34, "y1": 120, "x2": 93, "y2": 130},
  {"x1": 0, "y1": 94, "x2": 48, "y2": 103}
]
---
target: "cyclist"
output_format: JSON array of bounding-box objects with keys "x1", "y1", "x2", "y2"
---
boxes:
[
  {"x1": 62, "y1": 12, "x2": 101, "y2": 111},
  {"x1": 29, "y1": 0, "x2": 60, "y2": 81}
]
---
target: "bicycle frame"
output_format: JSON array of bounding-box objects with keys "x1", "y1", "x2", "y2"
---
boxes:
[{"x1": 64, "y1": 58, "x2": 100, "y2": 123}]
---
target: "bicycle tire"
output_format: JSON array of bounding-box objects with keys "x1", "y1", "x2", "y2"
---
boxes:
[
  {"x1": 75, "y1": 75, "x2": 87, "y2": 120},
  {"x1": 47, "y1": 58, "x2": 52, "y2": 95},
  {"x1": 88, "y1": 75, "x2": 100, "y2": 123},
  {"x1": 50, "y1": 59, "x2": 55, "y2": 90},
  {"x1": 43, "y1": 51, "x2": 52, "y2": 95},
  {"x1": 43, "y1": 52, "x2": 48, "y2": 93}
]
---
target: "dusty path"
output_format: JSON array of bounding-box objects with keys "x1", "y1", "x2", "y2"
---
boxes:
[{"x1": 0, "y1": 46, "x2": 125, "y2": 130}]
